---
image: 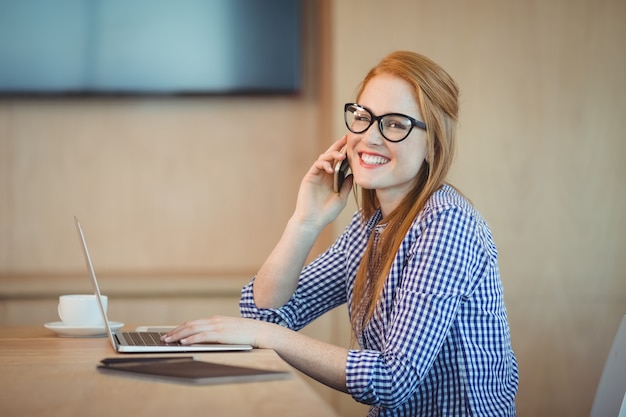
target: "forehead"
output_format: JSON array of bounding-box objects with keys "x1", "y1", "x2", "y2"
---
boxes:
[{"x1": 358, "y1": 74, "x2": 421, "y2": 117}]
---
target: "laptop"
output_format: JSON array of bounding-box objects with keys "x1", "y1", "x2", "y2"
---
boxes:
[{"x1": 74, "y1": 216, "x2": 253, "y2": 353}]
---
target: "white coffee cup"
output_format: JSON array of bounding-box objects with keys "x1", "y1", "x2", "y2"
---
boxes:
[{"x1": 58, "y1": 294, "x2": 107, "y2": 327}]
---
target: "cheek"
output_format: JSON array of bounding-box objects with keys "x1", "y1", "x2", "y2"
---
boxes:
[
  {"x1": 346, "y1": 133, "x2": 359, "y2": 147},
  {"x1": 399, "y1": 143, "x2": 428, "y2": 176},
  {"x1": 346, "y1": 134, "x2": 360, "y2": 161},
  {"x1": 399, "y1": 156, "x2": 426, "y2": 179}
]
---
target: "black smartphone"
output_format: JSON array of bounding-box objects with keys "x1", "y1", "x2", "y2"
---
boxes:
[{"x1": 333, "y1": 147, "x2": 351, "y2": 193}]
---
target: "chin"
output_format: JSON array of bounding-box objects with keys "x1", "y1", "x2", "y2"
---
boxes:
[{"x1": 357, "y1": 182, "x2": 383, "y2": 191}]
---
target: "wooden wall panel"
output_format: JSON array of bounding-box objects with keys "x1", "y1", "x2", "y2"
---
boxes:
[
  {"x1": 0, "y1": 106, "x2": 9, "y2": 270},
  {"x1": 0, "y1": 98, "x2": 317, "y2": 273}
]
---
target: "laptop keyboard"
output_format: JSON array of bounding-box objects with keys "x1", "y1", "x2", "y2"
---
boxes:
[{"x1": 122, "y1": 332, "x2": 180, "y2": 346}]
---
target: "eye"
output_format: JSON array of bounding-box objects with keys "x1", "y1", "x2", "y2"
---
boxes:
[
  {"x1": 383, "y1": 117, "x2": 410, "y2": 131},
  {"x1": 353, "y1": 111, "x2": 372, "y2": 123}
]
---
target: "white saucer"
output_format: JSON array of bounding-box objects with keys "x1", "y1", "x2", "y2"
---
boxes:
[{"x1": 44, "y1": 321, "x2": 124, "y2": 338}]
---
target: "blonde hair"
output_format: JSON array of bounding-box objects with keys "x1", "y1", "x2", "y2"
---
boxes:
[{"x1": 350, "y1": 51, "x2": 460, "y2": 336}]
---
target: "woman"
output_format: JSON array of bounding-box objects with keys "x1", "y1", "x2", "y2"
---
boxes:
[{"x1": 164, "y1": 51, "x2": 519, "y2": 416}]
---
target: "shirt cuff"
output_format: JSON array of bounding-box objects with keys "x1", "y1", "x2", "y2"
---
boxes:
[
  {"x1": 239, "y1": 278, "x2": 301, "y2": 329},
  {"x1": 346, "y1": 348, "x2": 381, "y2": 405}
]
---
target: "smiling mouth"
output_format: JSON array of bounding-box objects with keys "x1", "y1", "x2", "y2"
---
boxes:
[{"x1": 360, "y1": 153, "x2": 390, "y2": 166}]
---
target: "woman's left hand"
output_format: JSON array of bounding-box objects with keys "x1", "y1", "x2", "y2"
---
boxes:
[{"x1": 161, "y1": 316, "x2": 276, "y2": 347}]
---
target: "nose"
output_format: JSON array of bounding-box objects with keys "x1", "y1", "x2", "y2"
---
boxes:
[{"x1": 361, "y1": 121, "x2": 385, "y2": 146}]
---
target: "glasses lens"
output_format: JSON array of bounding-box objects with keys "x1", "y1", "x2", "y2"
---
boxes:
[
  {"x1": 345, "y1": 105, "x2": 372, "y2": 133},
  {"x1": 380, "y1": 115, "x2": 413, "y2": 141}
]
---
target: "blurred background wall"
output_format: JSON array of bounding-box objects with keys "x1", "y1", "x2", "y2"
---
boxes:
[{"x1": 1, "y1": 1, "x2": 624, "y2": 416}]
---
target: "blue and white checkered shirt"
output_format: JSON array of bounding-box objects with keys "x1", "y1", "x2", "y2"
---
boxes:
[{"x1": 240, "y1": 185, "x2": 518, "y2": 416}]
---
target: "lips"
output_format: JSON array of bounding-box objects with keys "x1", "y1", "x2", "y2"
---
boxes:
[{"x1": 360, "y1": 152, "x2": 390, "y2": 166}]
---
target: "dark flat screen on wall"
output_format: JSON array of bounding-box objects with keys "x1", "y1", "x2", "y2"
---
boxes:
[{"x1": 0, "y1": 0, "x2": 301, "y2": 96}]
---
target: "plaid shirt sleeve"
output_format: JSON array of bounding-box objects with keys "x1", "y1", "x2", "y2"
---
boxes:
[{"x1": 239, "y1": 212, "x2": 368, "y2": 330}]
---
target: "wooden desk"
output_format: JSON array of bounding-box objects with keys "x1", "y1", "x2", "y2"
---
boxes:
[{"x1": 0, "y1": 326, "x2": 340, "y2": 417}]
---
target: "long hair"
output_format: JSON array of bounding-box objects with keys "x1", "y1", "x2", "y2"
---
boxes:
[{"x1": 350, "y1": 51, "x2": 460, "y2": 336}]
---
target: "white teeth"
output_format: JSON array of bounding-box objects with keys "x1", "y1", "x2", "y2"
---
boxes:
[{"x1": 361, "y1": 153, "x2": 389, "y2": 165}]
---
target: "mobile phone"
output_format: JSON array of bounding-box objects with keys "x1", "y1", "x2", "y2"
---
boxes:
[{"x1": 333, "y1": 147, "x2": 351, "y2": 193}]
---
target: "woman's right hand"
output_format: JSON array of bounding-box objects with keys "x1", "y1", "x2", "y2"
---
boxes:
[
  {"x1": 292, "y1": 136, "x2": 353, "y2": 230},
  {"x1": 251, "y1": 136, "x2": 353, "y2": 309}
]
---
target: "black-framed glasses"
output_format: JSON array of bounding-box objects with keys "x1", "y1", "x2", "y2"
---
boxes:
[{"x1": 344, "y1": 103, "x2": 427, "y2": 143}]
